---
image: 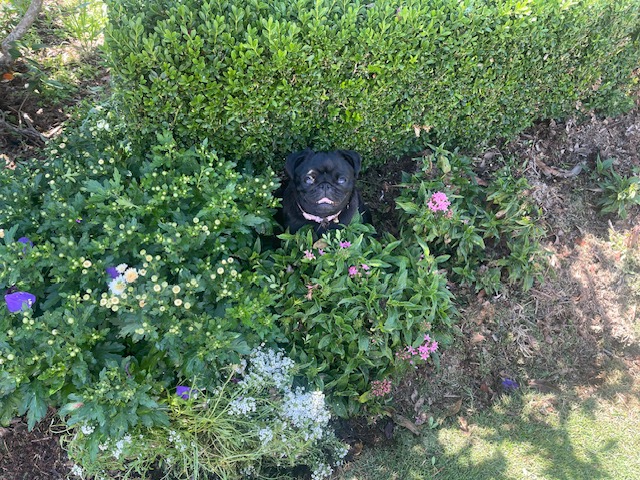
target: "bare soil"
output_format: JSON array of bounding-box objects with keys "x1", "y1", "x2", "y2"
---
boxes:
[{"x1": 1, "y1": 55, "x2": 639, "y2": 477}]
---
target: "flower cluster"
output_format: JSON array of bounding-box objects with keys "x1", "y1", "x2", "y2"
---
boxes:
[
  {"x1": 281, "y1": 389, "x2": 331, "y2": 441},
  {"x1": 107, "y1": 263, "x2": 142, "y2": 296},
  {"x1": 228, "y1": 396, "x2": 257, "y2": 416},
  {"x1": 239, "y1": 346, "x2": 296, "y2": 390},
  {"x1": 311, "y1": 463, "x2": 334, "y2": 480},
  {"x1": 427, "y1": 191, "x2": 451, "y2": 212},
  {"x1": 396, "y1": 334, "x2": 439, "y2": 365},
  {"x1": 348, "y1": 263, "x2": 371, "y2": 278},
  {"x1": 370, "y1": 379, "x2": 392, "y2": 397}
]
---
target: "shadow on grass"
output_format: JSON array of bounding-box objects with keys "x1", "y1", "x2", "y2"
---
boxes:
[{"x1": 341, "y1": 357, "x2": 640, "y2": 480}]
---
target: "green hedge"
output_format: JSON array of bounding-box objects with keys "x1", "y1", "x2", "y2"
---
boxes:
[{"x1": 105, "y1": 0, "x2": 639, "y2": 168}]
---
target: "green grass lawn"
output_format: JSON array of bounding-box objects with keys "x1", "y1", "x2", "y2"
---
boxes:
[{"x1": 341, "y1": 360, "x2": 640, "y2": 480}]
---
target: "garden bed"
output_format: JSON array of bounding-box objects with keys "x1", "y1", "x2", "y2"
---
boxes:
[{"x1": 1, "y1": 69, "x2": 638, "y2": 476}]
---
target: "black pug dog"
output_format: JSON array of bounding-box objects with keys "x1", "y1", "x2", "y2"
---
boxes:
[{"x1": 277, "y1": 148, "x2": 371, "y2": 236}]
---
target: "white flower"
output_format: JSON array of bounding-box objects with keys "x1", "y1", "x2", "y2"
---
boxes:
[
  {"x1": 80, "y1": 424, "x2": 95, "y2": 435},
  {"x1": 240, "y1": 347, "x2": 295, "y2": 390},
  {"x1": 228, "y1": 396, "x2": 257, "y2": 416},
  {"x1": 108, "y1": 275, "x2": 127, "y2": 296},
  {"x1": 70, "y1": 464, "x2": 84, "y2": 477},
  {"x1": 124, "y1": 268, "x2": 139, "y2": 283},
  {"x1": 335, "y1": 443, "x2": 350, "y2": 459},
  {"x1": 112, "y1": 434, "x2": 132, "y2": 459},
  {"x1": 258, "y1": 427, "x2": 273, "y2": 446},
  {"x1": 116, "y1": 263, "x2": 128, "y2": 274},
  {"x1": 311, "y1": 463, "x2": 333, "y2": 480},
  {"x1": 281, "y1": 389, "x2": 330, "y2": 441},
  {"x1": 168, "y1": 430, "x2": 187, "y2": 452}
]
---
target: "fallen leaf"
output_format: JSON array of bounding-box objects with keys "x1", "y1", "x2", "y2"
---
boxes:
[
  {"x1": 443, "y1": 398, "x2": 462, "y2": 418},
  {"x1": 350, "y1": 441, "x2": 363, "y2": 457},
  {"x1": 1, "y1": 72, "x2": 14, "y2": 81},
  {"x1": 474, "y1": 176, "x2": 489, "y2": 187},
  {"x1": 392, "y1": 414, "x2": 420, "y2": 435},
  {"x1": 527, "y1": 379, "x2": 560, "y2": 393},
  {"x1": 313, "y1": 238, "x2": 329, "y2": 250},
  {"x1": 535, "y1": 158, "x2": 585, "y2": 178},
  {"x1": 458, "y1": 416, "x2": 470, "y2": 433},
  {"x1": 470, "y1": 332, "x2": 486, "y2": 345}
]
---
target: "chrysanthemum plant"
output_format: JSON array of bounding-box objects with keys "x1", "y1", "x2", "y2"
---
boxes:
[
  {"x1": 396, "y1": 146, "x2": 547, "y2": 294},
  {"x1": 255, "y1": 222, "x2": 456, "y2": 417},
  {"x1": 0, "y1": 104, "x2": 280, "y2": 432}
]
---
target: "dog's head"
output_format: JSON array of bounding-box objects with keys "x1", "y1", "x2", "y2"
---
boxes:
[{"x1": 285, "y1": 148, "x2": 362, "y2": 218}]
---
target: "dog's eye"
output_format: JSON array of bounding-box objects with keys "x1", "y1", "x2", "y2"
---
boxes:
[
  {"x1": 304, "y1": 175, "x2": 315, "y2": 185},
  {"x1": 337, "y1": 176, "x2": 347, "y2": 184}
]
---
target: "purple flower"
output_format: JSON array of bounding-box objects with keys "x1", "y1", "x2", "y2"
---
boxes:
[
  {"x1": 318, "y1": 249, "x2": 325, "y2": 256},
  {"x1": 348, "y1": 266, "x2": 359, "y2": 277},
  {"x1": 5, "y1": 291, "x2": 36, "y2": 313},
  {"x1": 76, "y1": 218, "x2": 83, "y2": 224},
  {"x1": 501, "y1": 378, "x2": 519, "y2": 391},
  {"x1": 106, "y1": 267, "x2": 119, "y2": 279},
  {"x1": 339, "y1": 241, "x2": 351, "y2": 249},
  {"x1": 176, "y1": 386, "x2": 193, "y2": 399},
  {"x1": 17, "y1": 237, "x2": 33, "y2": 253},
  {"x1": 304, "y1": 249, "x2": 316, "y2": 260},
  {"x1": 17, "y1": 237, "x2": 33, "y2": 247}
]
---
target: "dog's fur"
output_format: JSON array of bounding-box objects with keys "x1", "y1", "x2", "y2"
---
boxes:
[{"x1": 277, "y1": 148, "x2": 371, "y2": 235}]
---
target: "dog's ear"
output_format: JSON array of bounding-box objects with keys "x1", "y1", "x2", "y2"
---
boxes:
[
  {"x1": 338, "y1": 150, "x2": 362, "y2": 178},
  {"x1": 285, "y1": 148, "x2": 313, "y2": 178}
]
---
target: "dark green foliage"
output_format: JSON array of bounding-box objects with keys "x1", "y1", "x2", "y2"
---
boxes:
[{"x1": 105, "y1": 0, "x2": 640, "y2": 169}]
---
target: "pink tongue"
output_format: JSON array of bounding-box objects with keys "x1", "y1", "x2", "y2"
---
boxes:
[{"x1": 318, "y1": 197, "x2": 334, "y2": 204}]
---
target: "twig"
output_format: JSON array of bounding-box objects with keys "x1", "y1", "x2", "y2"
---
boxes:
[{"x1": 0, "y1": 110, "x2": 46, "y2": 146}]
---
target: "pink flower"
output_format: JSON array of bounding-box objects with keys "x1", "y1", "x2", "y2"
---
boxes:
[
  {"x1": 427, "y1": 191, "x2": 451, "y2": 212},
  {"x1": 318, "y1": 249, "x2": 326, "y2": 256},
  {"x1": 340, "y1": 241, "x2": 351, "y2": 248},
  {"x1": 304, "y1": 250, "x2": 316, "y2": 260},
  {"x1": 399, "y1": 334, "x2": 439, "y2": 363},
  {"x1": 371, "y1": 379, "x2": 392, "y2": 397},
  {"x1": 348, "y1": 266, "x2": 359, "y2": 277},
  {"x1": 418, "y1": 344, "x2": 431, "y2": 360}
]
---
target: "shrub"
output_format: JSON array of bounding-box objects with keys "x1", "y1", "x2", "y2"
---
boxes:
[
  {"x1": 63, "y1": 347, "x2": 349, "y2": 480},
  {"x1": 0, "y1": 104, "x2": 280, "y2": 430},
  {"x1": 396, "y1": 147, "x2": 547, "y2": 294},
  {"x1": 105, "y1": 0, "x2": 640, "y2": 168},
  {"x1": 254, "y1": 223, "x2": 456, "y2": 417}
]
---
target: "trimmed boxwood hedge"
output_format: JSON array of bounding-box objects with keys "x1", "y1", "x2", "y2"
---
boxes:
[{"x1": 105, "y1": 0, "x2": 640, "y2": 168}]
